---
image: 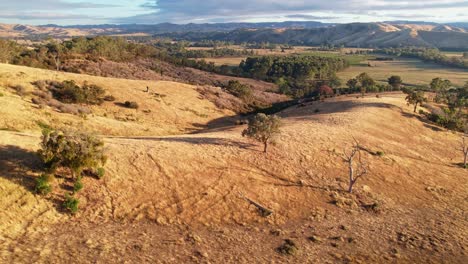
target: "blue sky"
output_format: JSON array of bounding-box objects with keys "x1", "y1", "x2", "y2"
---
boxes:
[{"x1": 0, "y1": 0, "x2": 467, "y2": 25}]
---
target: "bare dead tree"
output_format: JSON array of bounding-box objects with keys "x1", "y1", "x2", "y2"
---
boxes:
[
  {"x1": 460, "y1": 134, "x2": 468, "y2": 168},
  {"x1": 341, "y1": 138, "x2": 369, "y2": 193}
]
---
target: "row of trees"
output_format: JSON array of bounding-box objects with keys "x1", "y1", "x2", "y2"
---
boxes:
[{"x1": 375, "y1": 47, "x2": 468, "y2": 69}]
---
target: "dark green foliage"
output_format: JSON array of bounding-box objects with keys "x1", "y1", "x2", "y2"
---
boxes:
[
  {"x1": 223, "y1": 80, "x2": 253, "y2": 101},
  {"x1": 39, "y1": 129, "x2": 107, "y2": 178},
  {"x1": 35, "y1": 174, "x2": 52, "y2": 195},
  {"x1": 346, "y1": 78, "x2": 358, "y2": 90},
  {"x1": 124, "y1": 101, "x2": 139, "y2": 109},
  {"x1": 48, "y1": 80, "x2": 105, "y2": 105},
  {"x1": 63, "y1": 193, "x2": 79, "y2": 214},
  {"x1": 405, "y1": 90, "x2": 427, "y2": 113},
  {"x1": 240, "y1": 55, "x2": 349, "y2": 82},
  {"x1": 357, "y1": 72, "x2": 376, "y2": 94},
  {"x1": 97, "y1": 167, "x2": 106, "y2": 179},
  {"x1": 388, "y1": 75, "x2": 403, "y2": 90},
  {"x1": 242, "y1": 113, "x2": 281, "y2": 153},
  {"x1": 73, "y1": 177, "x2": 83, "y2": 193}
]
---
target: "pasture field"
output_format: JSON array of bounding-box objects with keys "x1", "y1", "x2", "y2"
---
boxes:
[{"x1": 339, "y1": 57, "x2": 468, "y2": 87}]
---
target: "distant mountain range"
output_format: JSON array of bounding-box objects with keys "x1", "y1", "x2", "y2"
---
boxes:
[{"x1": 1, "y1": 21, "x2": 467, "y2": 49}]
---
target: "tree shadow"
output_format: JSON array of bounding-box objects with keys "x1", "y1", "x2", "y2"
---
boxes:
[
  {"x1": 0, "y1": 145, "x2": 70, "y2": 213},
  {"x1": 114, "y1": 136, "x2": 258, "y2": 149},
  {"x1": 400, "y1": 111, "x2": 445, "y2": 132},
  {"x1": 0, "y1": 145, "x2": 43, "y2": 192}
]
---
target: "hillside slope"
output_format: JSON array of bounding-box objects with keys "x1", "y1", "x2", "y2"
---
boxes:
[
  {"x1": 161, "y1": 23, "x2": 468, "y2": 49},
  {"x1": 1, "y1": 71, "x2": 466, "y2": 264},
  {"x1": 0, "y1": 63, "x2": 239, "y2": 136}
]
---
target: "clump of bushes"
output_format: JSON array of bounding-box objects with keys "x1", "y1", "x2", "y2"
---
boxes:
[
  {"x1": 124, "y1": 101, "x2": 139, "y2": 109},
  {"x1": 63, "y1": 193, "x2": 79, "y2": 214},
  {"x1": 37, "y1": 128, "x2": 107, "y2": 214},
  {"x1": 223, "y1": 80, "x2": 253, "y2": 102},
  {"x1": 47, "y1": 80, "x2": 105, "y2": 105},
  {"x1": 34, "y1": 174, "x2": 52, "y2": 195},
  {"x1": 31, "y1": 80, "x2": 109, "y2": 115}
]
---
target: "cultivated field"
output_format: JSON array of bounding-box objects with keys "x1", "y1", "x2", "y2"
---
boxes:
[
  {"x1": 0, "y1": 64, "x2": 467, "y2": 263},
  {"x1": 339, "y1": 57, "x2": 468, "y2": 87}
]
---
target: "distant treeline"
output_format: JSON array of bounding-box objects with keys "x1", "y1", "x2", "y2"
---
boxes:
[
  {"x1": 375, "y1": 47, "x2": 468, "y2": 69},
  {"x1": 0, "y1": 37, "x2": 350, "y2": 98}
]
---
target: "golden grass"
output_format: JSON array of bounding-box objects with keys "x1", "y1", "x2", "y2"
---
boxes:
[{"x1": 0, "y1": 63, "x2": 233, "y2": 136}]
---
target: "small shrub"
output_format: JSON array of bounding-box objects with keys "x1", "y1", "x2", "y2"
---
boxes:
[
  {"x1": 39, "y1": 129, "x2": 107, "y2": 177},
  {"x1": 376, "y1": 151, "x2": 385, "y2": 157},
  {"x1": 314, "y1": 109, "x2": 320, "y2": 113},
  {"x1": 277, "y1": 239, "x2": 298, "y2": 255},
  {"x1": 12, "y1": 84, "x2": 27, "y2": 96},
  {"x1": 97, "y1": 167, "x2": 105, "y2": 179},
  {"x1": 0, "y1": 92, "x2": 4, "y2": 97},
  {"x1": 73, "y1": 177, "x2": 84, "y2": 193},
  {"x1": 418, "y1": 109, "x2": 425, "y2": 115},
  {"x1": 63, "y1": 193, "x2": 79, "y2": 214},
  {"x1": 104, "y1": 95, "x2": 116, "y2": 102},
  {"x1": 35, "y1": 174, "x2": 52, "y2": 195},
  {"x1": 124, "y1": 101, "x2": 139, "y2": 109}
]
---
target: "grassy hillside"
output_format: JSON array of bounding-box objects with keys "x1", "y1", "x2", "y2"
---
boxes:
[
  {"x1": 0, "y1": 63, "x2": 235, "y2": 136},
  {"x1": 0, "y1": 63, "x2": 466, "y2": 262}
]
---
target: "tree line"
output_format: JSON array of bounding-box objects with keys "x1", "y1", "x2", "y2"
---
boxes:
[{"x1": 375, "y1": 47, "x2": 468, "y2": 69}]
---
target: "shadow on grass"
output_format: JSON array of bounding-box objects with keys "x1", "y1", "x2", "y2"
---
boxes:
[
  {"x1": 114, "y1": 136, "x2": 258, "y2": 150},
  {"x1": 0, "y1": 145, "x2": 42, "y2": 192},
  {"x1": 0, "y1": 145, "x2": 69, "y2": 213}
]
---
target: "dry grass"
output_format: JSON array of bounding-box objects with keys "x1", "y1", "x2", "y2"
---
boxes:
[
  {"x1": 0, "y1": 63, "x2": 233, "y2": 136},
  {"x1": 1, "y1": 91, "x2": 467, "y2": 263}
]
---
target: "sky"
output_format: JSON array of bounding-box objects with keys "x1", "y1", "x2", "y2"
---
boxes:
[{"x1": 0, "y1": 0, "x2": 467, "y2": 25}]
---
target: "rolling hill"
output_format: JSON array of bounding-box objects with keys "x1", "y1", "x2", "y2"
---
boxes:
[
  {"x1": 0, "y1": 64, "x2": 466, "y2": 263},
  {"x1": 1, "y1": 21, "x2": 468, "y2": 49}
]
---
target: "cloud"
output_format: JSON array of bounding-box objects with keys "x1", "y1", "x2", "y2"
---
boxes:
[
  {"x1": 117, "y1": 0, "x2": 468, "y2": 23},
  {"x1": 1, "y1": 0, "x2": 118, "y2": 10}
]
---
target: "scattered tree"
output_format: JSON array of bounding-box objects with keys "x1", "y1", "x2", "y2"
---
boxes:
[
  {"x1": 340, "y1": 138, "x2": 369, "y2": 193},
  {"x1": 317, "y1": 85, "x2": 334, "y2": 99},
  {"x1": 430, "y1": 78, "x2": 452, "y2": 103},
  {"x1": 388, "y1": 75, "x2": 403, "y2": 90},
  {"x1": 346, "y1": 78, "x2": 358, "y2": 90},
  {"x1": 242, "y1": 113, "x2": 281, "y2": 153},
  {"x1": 405, "y1": 90, "x2": 427, "y2": 113}
]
